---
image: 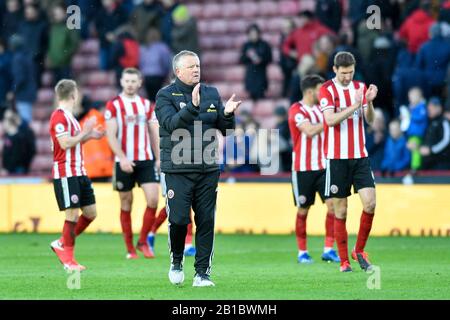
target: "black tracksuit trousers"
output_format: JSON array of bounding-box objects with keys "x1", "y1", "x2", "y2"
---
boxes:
[{"x1": 165, "y1": 170, "x2": 219, "y2": 276}]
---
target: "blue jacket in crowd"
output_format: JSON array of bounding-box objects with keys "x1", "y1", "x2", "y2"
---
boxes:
[
  {"x1": 407, "y1": 101, "x2": 428, "y2": 138},
  {"x1": 415, "y1": 36, "x2": 450, "y2": 87},
  {"x1": 381, "y1": 135, "x2": 411, "y2": 172}
]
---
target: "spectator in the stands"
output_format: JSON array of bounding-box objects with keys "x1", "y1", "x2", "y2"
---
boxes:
[
  {"x1": 1, "y1": 107, "x2": 36, "y2": 175},
  {"x1": 440, "y1": 0, "x2": 450, "y2": 22},
  {"x1": 1, "y1": 0, "x2": 23, "y2": 41},
  {"x1": 381, "y1": 119, "x2": 410, "y2": 176},
  {"x1": 94, "y1": 0, "x2": 129, "y2": 70},
  {"x1": 110, "y1": 26, "x2": 140, "y2": 87},
  {"x1": 312, "y1": 34, "x2": 335, "y2": 76},
  {"x1": 365, "y1": 35, "x2": 397, "y2": 118},
  {"x1": 315, "y1": 0, "x2": 342, "y2": 33},
  {"x1": 356, "y1": 18, "x2": 379, "y2": 67},
  {"x1": 140, "y1": 27, "x2": 172, "y2": 102},
  {"x1": 398, "y1": 1, "x2": 435, "y2": 54},
  {"x1": 46, "y1": 4, "x2": 80, "y2": 84},
  {"x1": 405, "y1": 87, "x2": 428, "y2": 171},
  {"x1": 9, "y1": 34, "x2": 37, "y2": 124},
  {"x1": 282, "y1": 10, "x2": 334, "y2": 63},
  {"x1": 279, "y1": 18, "x2": 297, "y2": 97},
  {"x1": 415, "y1": 23, "x2": 450, "y2": 97},
  {"x1": 73, "y1": 94, "x2": 114, "y2": 181},
  {"x1": 17, "y1": 3, "x2": 48, "y2": 87},
  {"x1": 419, "y1": 97, "x2": 450, "y2": 169},
  {"x1": 446, "y1": 65, "x2": 450, "y2": 121},
  {"x1": 0, "y1": 38, "x2": 12, "y2": 113},
  {"x1": 160, "y1": 0, "x2": 180, "y2": 47},
  {"x1": 240, "y1": 24, "x2": 272, "y2": 101},
  {"x1": 129, "y1": 0, "x2": 164, "y2": 44},
  {"x1": 365, "y1": 109, "x2": 386, "y2": 171},
  {"x1": 327, "y1": 32, "x2": 365, "y2": 80},
  {"x1": 171, "y1": 5, "x2": 200, "y2": 56},
  {"x1": 274, "y1": 106, "x2": 292, "y2": 172}
]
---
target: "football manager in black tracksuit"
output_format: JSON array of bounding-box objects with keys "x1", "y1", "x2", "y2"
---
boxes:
[{"x1": 155, "y1": 50, "x2": 242, "y2": 287}]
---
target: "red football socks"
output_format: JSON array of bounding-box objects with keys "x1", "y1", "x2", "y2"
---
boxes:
[
  {"x1": 324, "y1": 212, "x2": 335, "y2": 248},
  {"x1": 120, "y1": 210, "x2": 135, "y2": 253},
  {"x1": 334, "y1": 217, "x2": 349, "y2": 262},
  {"x1": 151, "y1": 207, "x2": 167, "y2": 233},
  {"x1": 355, "y1": 211, "x2": 375, "y2": 253},
  {"x1": 62, "y1": 220, "x2": 76, "y2": 248},
  {"x1": 74, "y1": 215, "x2": 94, "y2": 236},
  {"x1": 139, "y1": 207, "x2": 157, "y2": 244},
  {"x1": 185, "y1": 223, "x2": 193, "y2": 245},
  {"x1": 295, "y1": 214, "x2": 307, "y2": 251}
]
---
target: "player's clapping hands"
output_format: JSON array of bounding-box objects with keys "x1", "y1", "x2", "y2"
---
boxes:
[{"x1": 365, "y1": 84, "x2": 378, "y2": 102}]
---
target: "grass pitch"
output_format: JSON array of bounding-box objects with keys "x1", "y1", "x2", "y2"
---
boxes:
[{"x1": 0, "y1": 233, "x2": 448, "y2": 300}]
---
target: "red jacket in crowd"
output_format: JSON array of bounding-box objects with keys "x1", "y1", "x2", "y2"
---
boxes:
[
  {"x1": 282, "y1": 19, "x2": 335, "y2": 62},
  {"x1": 399, "y1": 9, "x2": 435, "y2": 54}
]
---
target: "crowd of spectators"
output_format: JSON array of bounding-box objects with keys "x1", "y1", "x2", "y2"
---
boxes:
[{"x1": 0, "y1": 0, "x2": 449, "y2": 177}]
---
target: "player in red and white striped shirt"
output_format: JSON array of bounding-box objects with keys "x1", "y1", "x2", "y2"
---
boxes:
[
  {"x1": 319, "y1": 52, "x2": 378, "y2": 272},
  {"x1": 105, "y1": 68, "x2": 160, "y2": 259},
  {"x1": 49, "y1": 79, "x2": 104, "y2": 271},
  {"x1": 288, "y1": 75, "x2": 339, "y2": 264}
]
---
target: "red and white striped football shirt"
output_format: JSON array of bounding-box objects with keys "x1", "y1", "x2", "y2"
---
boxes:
[
  {"x1": 49, "y1": 108, "x2": 87, "y2": 179},
  {"x1": 319, "y1": 79, "x2": 369, "y2": 160},
  {"x1": 104, "y1": 94, "x2": 156, "y2": 162},
  {"x1": 288, "y1": 101, "x2": 326, "y2": 172}
]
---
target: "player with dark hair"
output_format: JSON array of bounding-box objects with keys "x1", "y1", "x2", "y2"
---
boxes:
[
  {"x1": 104, "y1": 67, "x2": 160, "y2": 259},
  {"x1": 49, "y1": 79, "x2": 104, "y2": 271},
  {"x1": 288, "y1": 74, "x2": 339, "y2": 264},
  {"x1": 319, "y1": 52, "x2": 378, "y2": 272}
]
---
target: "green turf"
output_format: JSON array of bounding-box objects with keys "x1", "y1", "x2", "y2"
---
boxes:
[{"x1": 0, "y1": 233, "x2": 449, "y2": 300}]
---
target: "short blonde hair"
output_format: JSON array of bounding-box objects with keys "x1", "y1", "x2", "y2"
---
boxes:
[
  {"x1": 122, "y1": 67, "x2": 142, "y2": 78},
  {"x1": 54, "y1": 79, "x2": 78, "y2": 101}
]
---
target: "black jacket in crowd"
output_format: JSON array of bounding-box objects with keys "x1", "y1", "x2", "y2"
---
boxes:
[
  {"x1": 422, "y1": 116, "x2": 450, "y2": 170},
  {"x1": 2, "y1": 122, "x2": 36, "y2": 174},
  {"x1": 155, "y1": 78, "x2": 235, "y2": 173}
]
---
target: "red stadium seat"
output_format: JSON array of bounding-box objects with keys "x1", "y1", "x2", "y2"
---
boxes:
[
  {"x1": 37, "y1": 138, "x2": 52, "y2": 154},
  {"x1": 268, "y1": 64, "x2": 284, "y2": 82},
  {"x1": 41, "y1": 72, "x2": 53, "y2": 88},
  {"x1": 91, "y1": 87, "x2": 118, "y2": 102},
  {"x1": 85, "y1": 71, "x2": 116, "y2": 87},
  {"x1": 30, "y1": 154, "x2": 53, "y2": 173},
  {"x1": 253, "y1": 99, "x2": 275, "y2": 117},
  {"x1": 33, "y1": 106, "x2": 53, "y2": 121},
  {"x1": 222, "y1": 2, "x2": 241, "y2": 18},
  {"x1": 267, "y1": 81, "x2": 283, "y2": 98},
  {"x1": 37, "y1": 89, "x2": 54, "y2": 104},
  {"x1": 259, "y1": 1, "x2": 280, "y2": 17},
  {"x1": 209, "y1": 19, "x2": 228, "y2": 34},
  {"x1": 202, "y1": 3, "x2": 222, "y2": 19},
  {"x1": 223, "y1": 66, "x2": 245, "y2": 82},
  {"x1": 72, "y1": 54, "x2": 86, "y2": 71},
  {"x1": 239, "y1": 2, "x2": 259, "y2": 18},
  {"x1": 266, "y1": 17, "x2": 285, "y2": 33},
  {"x1": 279, "y1": 0, "x2": 299, "y2": 15},
  {"x1": 299, "y1": 0, "x2": 316, "y2": 12},
  {"x1": 227, "y1": 18, "x2": 249, "y2": 34},
  {"x1": 29, "y1": 120, "x2": 42, "y2": 136},
  {"x1": 186, "y1": 4, "x2": 203, "y2": 18},
  {"x1": 86, "y1": 55, "x2": 100, "y2": 70},
  {"x1": 219, "y1": 50, "x2": 240, "y2": 65},
  {"x1": 79, "y1": 39, "x2": 100, "y2": 54}
]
